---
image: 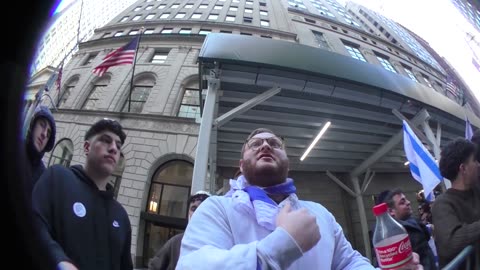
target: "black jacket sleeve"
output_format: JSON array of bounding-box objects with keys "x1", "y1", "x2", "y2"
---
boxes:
[
  {"x1": 32, "y1": 166, "x2": 73, "y2": 267},
  {"x1": 121, "y1": 219, "x2": 134, "y2": 270}
]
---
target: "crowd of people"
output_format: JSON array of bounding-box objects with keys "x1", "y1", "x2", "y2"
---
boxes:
[{"x1": 24, "y1": 105, "x2": 479, "y2": 270}]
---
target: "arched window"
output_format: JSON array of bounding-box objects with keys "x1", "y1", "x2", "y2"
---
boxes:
[
  {"x1": 122, "y1": 75, "x2": 155, "y2": 113},
  {"x1": 146, "y1": 160, "x2": 193, "y2": 218},
  {"x1": 48, "y1": 139, "x2": 74, "y2": 167},
  {"x1": 108, "y1": 153, "x2": 125, "y2": 199},
  {"x1": 178, "y1": 80, "x2": 201, "y2": 122},
  {"x1": 142, "y1": 160, "x2": 193, "y2": 267},
  {"x1": 58, "y1": 76, "x2": 79, "y2": 108},
  {"x1": 82, "y1": 76, "x2": 110, "y2": 110}
]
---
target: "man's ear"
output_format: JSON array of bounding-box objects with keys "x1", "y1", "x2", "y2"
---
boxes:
[
  {"x1": 388, "y1": 208, "x2": 396, "y2": 217},
  {"x1": 84, "y1": 140, "x2": 91, "y2": 156},
  {"x1": 239, "y1": 159, "x2": 244, "y2": 173}
]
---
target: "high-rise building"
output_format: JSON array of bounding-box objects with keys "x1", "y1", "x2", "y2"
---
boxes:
[
  {"x1": 30, "y1": 0, "x2": 137, "y2": 75},
  {"x1": 451, "y1": 0, "x2": 480, "y2": 32},
  {"x1": 28, "y1": 0, "x2": 478, "y2": 266}
]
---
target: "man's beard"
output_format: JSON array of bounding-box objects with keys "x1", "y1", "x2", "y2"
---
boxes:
[{"x1": 242, "y1": 159, "x2": 288, "y2": 187}]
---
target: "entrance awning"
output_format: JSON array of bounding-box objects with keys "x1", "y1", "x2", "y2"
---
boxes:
[{"x1": 192, "y1": 33, "x2": 478, "y2": 259}]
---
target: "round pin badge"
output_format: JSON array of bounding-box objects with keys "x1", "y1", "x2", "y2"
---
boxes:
[{"x1": 73, "y1": 202, "x2": 87, "y2": 217}]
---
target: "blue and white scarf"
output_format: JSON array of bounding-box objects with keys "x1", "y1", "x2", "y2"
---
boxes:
[{"x1": 225, "y1": 175, "x2": 298, "y2": 231}]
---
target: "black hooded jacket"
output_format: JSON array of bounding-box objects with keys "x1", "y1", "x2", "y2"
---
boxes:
[
  {"x1": 26, "y1": 105, "x2": 56, "y2": 190},
  {"x1": 32, "y1": 164, "x2": 133, "y2": 270}
]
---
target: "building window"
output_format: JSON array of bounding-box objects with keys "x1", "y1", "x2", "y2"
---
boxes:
[
  {"x1": 344, "y1": 43, "x2": 367, "y2": 62},
  {"x1": 260, "y1": 10, "x2": 268, "y2": 16},
  {"x1": 403, "y1": 67, "x2": 418, "y2": 82},
  {"x1": 144, "y1": 29, "x2": 155, "y2": 34},
  {"x1": 133, "y1": 6, "x2": 141, "y2": 11},
  {"x1": 151, "y1": 51, "x2": 169, "y2": 63},
  {"x1": 260, "y1": 20, "x2": 270, "y2": 27},
  {"x1": 376, "y1": 55, "x2": 397, "y2": 73},
  {"x1": 214, "y1": 5, "x2": 223, "y2": 9},
  {"x1": 160, "y1": 28, "x2": 173, "y2": 34},
  {"x1": 244, "y1": 17, "x2": 252, "y2": 23},
  {"x1": 160, "y1": 13, "x2": 170, "y2": 19},
  {"x1": 171, "y1": 3, "x2": 179, "y2": 8},
  {"x1": 120, "y1": 16, "x2": 129, "y2": 22},
  {"x1": 133, "y1": 15, "x2": 142, "y2": 21},
  {"x1": 305, "y1": 18, "x2": 315, "y2": 23},
  {"x1": 145, "y1": 5, "x2": 153, "y2": 10},
  {"x1": 312, "y1": 31, "x2": 330, "y2": 50},
  {"x1": 241, "y1": 32, "x2": 252, "y2": 35},
  {"x1": 245, "y1": 8, "x2": 253, "y2": 13},
  {"x1": 102, "y1": 32, "x2": 111, "y2": 38},
  {"x1": 158, "y1": 4, "x2": 166, "y2": 9},
  {"x1": 230, "y1": 6, "x2": 238, "y2": 11},
  {"x1": 147, "y1": 160, "x2": 193, "y2": 217},
  {"x1": 175, "y1": 12, "x2": 186, "y2": 18},
  {"x1": 199, "y1": 29, "x2": 211, "y2": 35},
  {"x1": 48, "y1": 139, "x2": 74, "y2": 167},
  {"x1": 260, "y1": 2, "x2": 266, "y2": 6},
  {"x1": 83, "y1": 53, "x2": 98, "y2": 65},
  {"x1": 114, "y1": 31, "x2": 124, "y2": 37},
  {"x1": 199, "y1": 4, "x2": 208, "y2": 8},
  {"x1": 226, "y1": 15, "x2": 235, "y2": 22},
  {"x1": 129, "y1": 30, "x2": 139, "y2": 35},
  {"x1": 422, "y1": 74, "x2": 433, "y2": 88},
  {"x1": 82, "y1": 83, "x2": 107, "y2": 110},
  {"x1": 122, "y1": 85, "x2": 152, "y2": 113},
  {"x1": 185, "y1": 3, "x2": 193, "y2": 8},
  {"x1": 246, "y1": 1, "x2": 253, "y2": 5},
  {"x1": 191, "y1": 13, "x2": 202, "y2": 19},
  {"x1": 220, "y1": 30, "x2": 232, "y2": 33},
  {"x1": 178, "y1": 88, "x2": 201, "y2": 121},
  {"x1": 179, "y1": 28, "x2": 192, "y2": 34},
  {"x1": 232, "y1": 0, "x2": 239, "y2": 2},
  {"x1": 146, "y1": 14, "x2": 155, "y2": 19},
  {"x1": 208, "y1": 14, "x2": 219, "y2": 20},
  {"x1": 58, "y1": 84, "x2": 73, "y2": 107}
]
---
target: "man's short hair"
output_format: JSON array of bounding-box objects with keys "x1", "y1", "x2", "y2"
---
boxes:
[
  {"x1": 439, "y1": 138, "x2": 476, "y2": 181},
  {"x1": 188, "y1": 191, "x2": 210, "y2": 205},
  {"x1": 240, "y1": 128, "x2": 278, "y2": 157},
  {"x1": 375, "y1": 190, "x2": 391, "y2": 205},
  {"x1": 85, "y1": 119, "x2": 127, "y2": 145},
  {"x1": 383, "y1": 188, "x2": 403, "y2": 209}
]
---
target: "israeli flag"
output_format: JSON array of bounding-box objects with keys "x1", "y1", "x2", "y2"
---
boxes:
[{"x1": 403, "y1": 120, "x2": 442, "y2": 201}]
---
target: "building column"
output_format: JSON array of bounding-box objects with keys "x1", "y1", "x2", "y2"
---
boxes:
[{"x1": 191, "y1": 70, "x2": 219, "y2": 194}]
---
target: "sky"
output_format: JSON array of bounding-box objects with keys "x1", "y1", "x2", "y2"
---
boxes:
[{"x1": 338, "y1": 0, "x2": 480, "y2": 103}]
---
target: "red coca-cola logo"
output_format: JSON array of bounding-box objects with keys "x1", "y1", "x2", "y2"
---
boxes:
[
  {"x1": 375, "y1": 235, "x2": 413, "y2": 269},
  {"x1": 398, "y1": 239, "x2": 411, "y2": 254}
]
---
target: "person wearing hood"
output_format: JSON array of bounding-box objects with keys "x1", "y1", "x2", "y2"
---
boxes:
[
  {"x1": 25, "y1": 105, "x2": 56, "y2": 188},
  {"x1": 32, "y1": 119, "x2": 133, "y2": 270}
]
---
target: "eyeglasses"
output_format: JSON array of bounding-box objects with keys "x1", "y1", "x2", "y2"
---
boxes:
[{"x1": 246, "y1": 136, "x2": 284, "y2": 151}]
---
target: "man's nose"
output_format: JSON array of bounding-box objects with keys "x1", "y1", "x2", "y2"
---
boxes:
[
  {"x1": 108, "y1": 142, "x2": 119, "y2": 153},
  {"x1": 259, "y1": 140, "x2": 272, "y2": 150}
]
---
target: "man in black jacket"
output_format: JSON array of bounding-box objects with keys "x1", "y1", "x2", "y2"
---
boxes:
[
  {"x1": 33, "y1": 119, "x2": 133, "y2": 270},
  {"x1": 383, "y1": 189, "x2": 437, "y2": 270},
  {"x1": 25, "y1": 105, "x2": 56, "y2": 190}
]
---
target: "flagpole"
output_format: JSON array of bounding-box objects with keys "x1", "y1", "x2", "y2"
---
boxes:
[{"x1": 128, "y1": 28, "x2": 144, "y2": 112}]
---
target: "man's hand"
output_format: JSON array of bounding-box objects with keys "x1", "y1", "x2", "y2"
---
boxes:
[
  {"x1": 396, "y1": 252, "x2": 423, "y2": 270},
  {"x1": 57, "y1": 261, "x2": 78, "y2": 270},
  {"x1": 276, "y1": 201, "x2": 321, "y2": 252}
]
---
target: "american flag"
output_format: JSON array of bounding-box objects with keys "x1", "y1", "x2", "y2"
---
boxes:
[
  {"x1": 93, "y1": 36, "x2": 140, "y2": 77},
  {"x1": 445, "y1": 75, "x2": 460, "y2": 97}
]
